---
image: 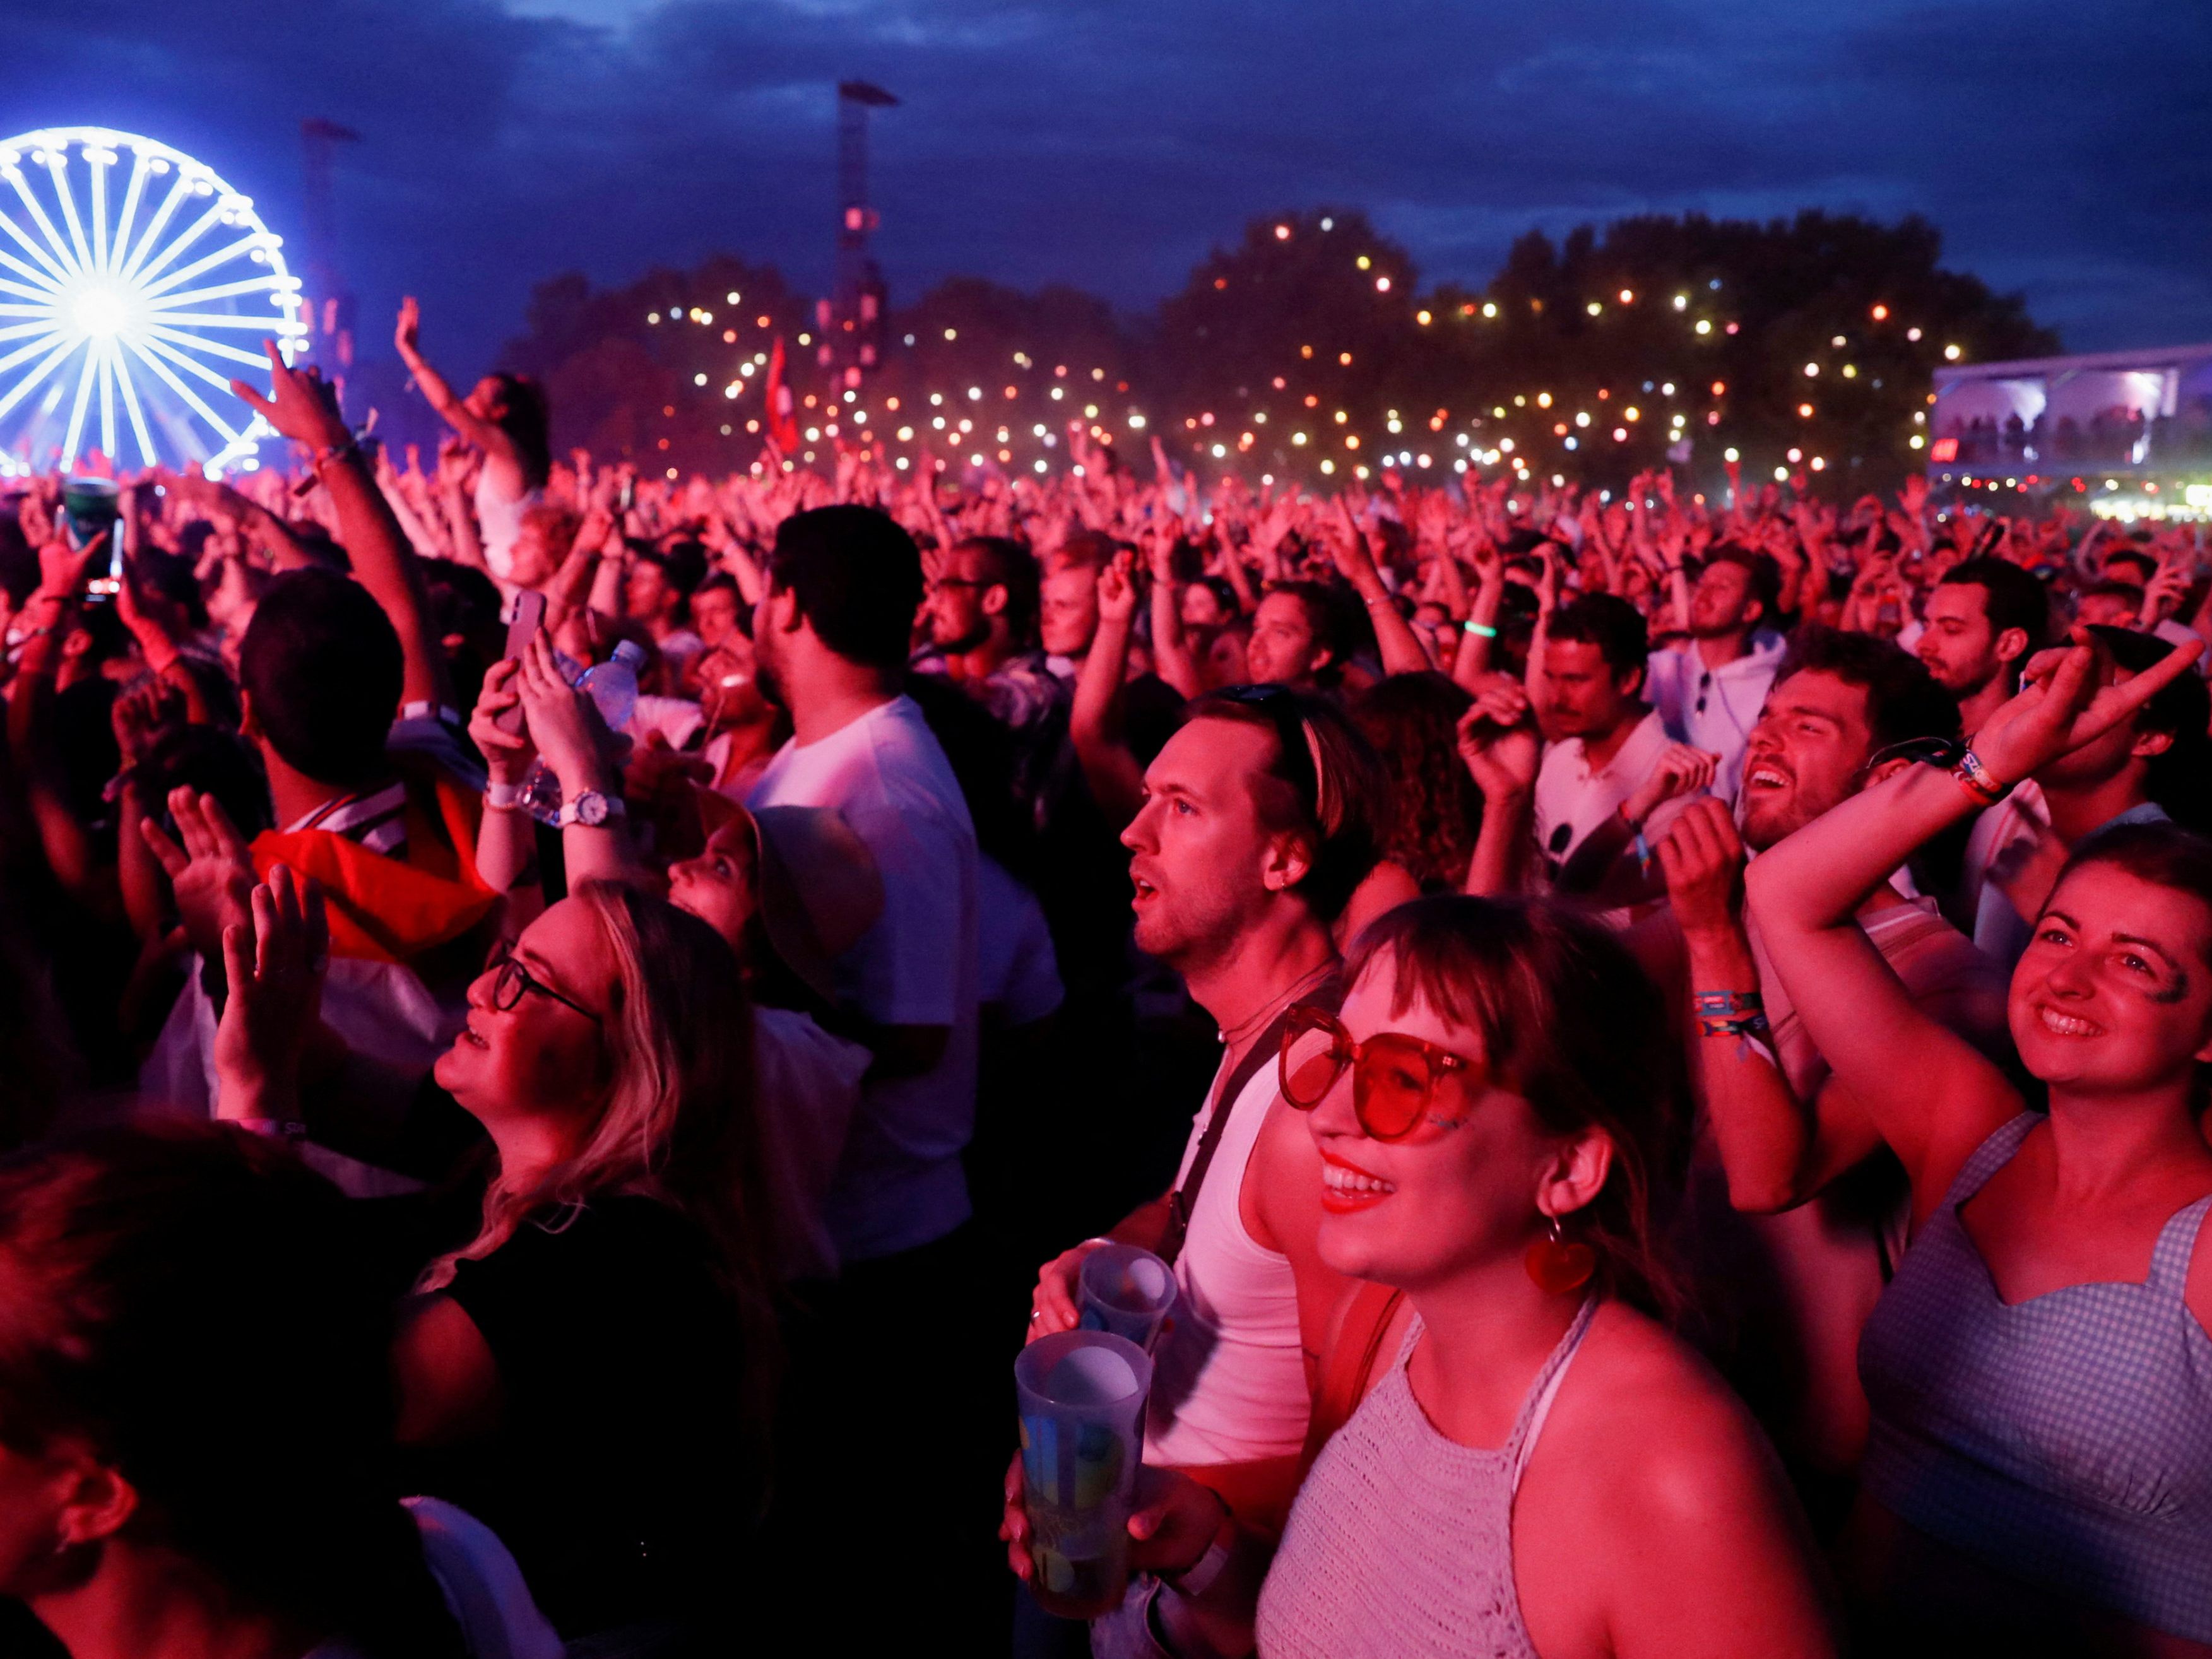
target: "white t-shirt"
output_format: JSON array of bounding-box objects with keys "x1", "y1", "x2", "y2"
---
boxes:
[
  {"x1": 978, "y1": 854, "x2": 1064, "y2": 1027},
  {"x1": 747, "y1": 695, "x2": 979, "y2": 1262},
  {"x1": 1532, "y1": 708, "x2": 1688, "y2": 878},
  {"x1": 754, "y1": 1005, "x2": 873, "y2": 1282}
]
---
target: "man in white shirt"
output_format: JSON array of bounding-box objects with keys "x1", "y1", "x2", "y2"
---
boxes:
[
  {"x1": 744, "y1": 504, "x2": 989, "y2": 1636},
  {"x1": 747, "y1": 505, "x2": 981, "y2": 1264},
  {"x1": 1646, "y1": 548, "x2": 1787, "y2": 803},
  {"x1": 1532, "y1": 594, "x2": 1696, "y2": 881}
]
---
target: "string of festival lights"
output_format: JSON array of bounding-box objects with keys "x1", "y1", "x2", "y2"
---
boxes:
[{"x1": 630, "y1": 215, "x2": 1970, "y2": 495}]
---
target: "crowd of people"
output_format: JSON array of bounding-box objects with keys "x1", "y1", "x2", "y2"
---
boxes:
[{"x1": 3, "y1": 297, "x2": 2212, "y2": 1659}]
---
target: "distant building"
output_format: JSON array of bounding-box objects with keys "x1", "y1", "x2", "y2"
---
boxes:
[{"x1": 1929, "y1": 342, "x2": 2212, "y2": 520}]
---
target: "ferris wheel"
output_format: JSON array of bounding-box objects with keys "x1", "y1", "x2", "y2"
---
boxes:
[{"x1": 0, "y1": 126, "x2": 305, "y2": 477}]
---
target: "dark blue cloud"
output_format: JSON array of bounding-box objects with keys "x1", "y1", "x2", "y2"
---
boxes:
[{"x1": 0, "y1": 0, "x2": 2204, "y2": 377}]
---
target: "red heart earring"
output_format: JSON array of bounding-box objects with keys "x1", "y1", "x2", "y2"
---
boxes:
[{"x1": 1524, "y1": 1212, "x2": 1596, "y2": 1294}]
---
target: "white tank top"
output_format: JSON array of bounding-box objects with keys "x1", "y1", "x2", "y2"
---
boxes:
[
  {"x1": 474, "y1": 468, "x2": 538, "y2": 582},
  {"x1": 1144, "y1": 1050, "x2": 1310, "y2": 1467}
]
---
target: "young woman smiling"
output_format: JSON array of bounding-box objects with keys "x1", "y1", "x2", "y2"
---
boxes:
[
  {"x1": 1743, "y1": 629, "x2": 2212, "y2": 1654},
  {"x1": 1007, "y1": 895, "x2": 1835, "y2": 1659},
  {"x1": 210, "y1": 859, "x2": 776, "y2": 1656}
]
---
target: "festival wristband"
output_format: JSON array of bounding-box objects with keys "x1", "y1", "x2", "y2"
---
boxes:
[
  {"x1": 1949, "y1": 748, "x2": 2011, "y2": 808},
  {"x1": 1692, "y1": 989, "x2": 1778, "y2": 1070},
  {"x1": 1463, "y1": 620, "x2": 1498, "y2": 638},
  {"x1": 485, "y1": 779, "x2": 524, "y2": 812}
]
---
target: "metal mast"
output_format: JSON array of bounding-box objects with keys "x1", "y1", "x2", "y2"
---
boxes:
[
  {"x1": 299, "y1": 117, "x2": 361, "y2": 372},
  {"x1": 818, "y1": 81, "x2": 897, "y2": 389}
]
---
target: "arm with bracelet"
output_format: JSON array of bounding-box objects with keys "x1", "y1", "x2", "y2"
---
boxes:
[
  {"x1": 1332, "y1": 499, "x2": 1430, "y2": 679},
  {"x1": 1656, "y1": 800, "x2": 1884, "y2": 1211},
  {"x1": 1745, "y1": 629, "x2": 2204, "y2": 1220}
]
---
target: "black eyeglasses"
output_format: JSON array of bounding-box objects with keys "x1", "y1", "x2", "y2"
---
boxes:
[{"x1": 489, "y1": 948, "x2": 602, "y2": 1024}]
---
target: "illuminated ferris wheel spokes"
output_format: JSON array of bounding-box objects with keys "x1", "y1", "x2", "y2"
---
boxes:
[{"x1": 0, "y1": 127, "x2": 305, "y2": 475}]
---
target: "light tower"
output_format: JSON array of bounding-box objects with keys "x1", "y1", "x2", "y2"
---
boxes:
[
  {"x1": 299, "y1": 118, "x2": 360, "y2": 374},
  {"x1": 817, "y1": 80, "x2": 897, "y2": 389}
]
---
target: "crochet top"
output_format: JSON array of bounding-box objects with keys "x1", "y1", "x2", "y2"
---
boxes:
[{"x1": 1256, "y1": 1299, "x2": 1597, "y2": 1658}]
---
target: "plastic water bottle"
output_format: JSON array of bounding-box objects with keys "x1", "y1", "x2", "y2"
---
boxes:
[{"x1": 518, "y1": 640, "x2": 648, "y2": 826}]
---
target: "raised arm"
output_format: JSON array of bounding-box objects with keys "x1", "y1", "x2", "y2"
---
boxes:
[
  {"x1": 1069, "y1": 552, "x2": 1147, "y2": 828},
  {"x1": 1745, "y1": 632, "x2": 2203, "y2": 1214},
  {"x1": 1455, "y1": 682, "x2": 1539, "y2": 895},
  {"x1": 1656, "y1": 799, "x2": 1882, "y2": 1210},
  {"x1": 1147, "y1": 524, "x2": 1205, "y2": 700},
  {"x1": 1331, "y1": 499, "x2": 1430, "y2": 679},
  {"x1": 230, "y1": 343, "x2": 454, "y2": 713},
  {"x1": 395, "y1": 295, "x2": 519, "y2": 469}
]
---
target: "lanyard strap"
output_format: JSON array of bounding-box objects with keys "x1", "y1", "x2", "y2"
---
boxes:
[{"x1": 1157, "y1": 971, "x2": 1344, "y2": 1267}]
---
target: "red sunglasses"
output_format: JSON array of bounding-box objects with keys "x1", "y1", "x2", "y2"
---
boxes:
[{"x1": 1278, "y1": 1004, "x2": 1484, "y2": 1140}]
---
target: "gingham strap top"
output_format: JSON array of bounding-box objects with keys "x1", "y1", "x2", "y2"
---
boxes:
[{"x1": 1859, "y1": 1112, "x2": 2212, "y2": 1643}]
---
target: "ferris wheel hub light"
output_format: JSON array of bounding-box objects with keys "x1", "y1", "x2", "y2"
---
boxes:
[{"x1": 70, "y1": 283, "x2": 132, "y2": 339}]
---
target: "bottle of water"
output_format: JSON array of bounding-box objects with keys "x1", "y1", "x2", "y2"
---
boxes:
[{"x1": 518, "y1": 641, "x2": 648, "y2": 826}]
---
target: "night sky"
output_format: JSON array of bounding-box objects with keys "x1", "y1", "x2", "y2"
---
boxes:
[{"x1": 6, "y1": 0, "x2": 2208, "y2": 379}]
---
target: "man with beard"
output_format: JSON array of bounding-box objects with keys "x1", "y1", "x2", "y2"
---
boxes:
[
  {"x1": 1646, "y1": 546, "x2": 1787, "y2": 803},
  {"x1": 1914, "y1": 557, "x2": 2049, "y2": 740},
  {"x1": 1648, "y1": 627, "x2": 2011, "y2": 1526},
  {"x1": 917, "y1": 532, "x2": 1068, "y2": 827},
  {"x1": 919, "y1": 533, "x2": 1065, "y2": 741},
  {"x1": 1026, "y1": 687, "x2": 1379, "y2": 1636},
  {"x1": 743, "y1": 504, "x2": 993, "y2": 1637},
  {"x1": 1913, "y1": 557, "x2": 2053, "y2": 935}
]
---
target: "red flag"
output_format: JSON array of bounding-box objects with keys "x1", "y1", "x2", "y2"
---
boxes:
[{"x1": 764, "y1": 336, "x2": 801, "y2": 452}]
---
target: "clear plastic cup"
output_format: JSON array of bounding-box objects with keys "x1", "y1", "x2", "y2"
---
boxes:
[
  {"x1": 1077, "y1": 1243, "x2": 1178, "y2": 1352},
  {"x1": 1014, "y1": 1330, "x2": 1153, "y2": 1619}
]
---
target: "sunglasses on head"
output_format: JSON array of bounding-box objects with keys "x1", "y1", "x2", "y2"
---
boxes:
[
  {"x1": 1279, "y1": 1004, "x2": 1485, "y2": 1140},
  {"x1": 1209, "y1": 683, "x2": 1322, "y2": 817}
]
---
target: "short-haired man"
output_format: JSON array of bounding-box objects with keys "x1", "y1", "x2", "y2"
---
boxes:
[
  {"x1": 2076, "y1": 577, "x2": 2145, "y2": 631},
  {"x1": 1915, "y1": 557, "x2": 2049, "y2": 738},
  {"x1": 917, "y1": 533, "x2": 1066, "y2": 818},
  {"x1": 1532, "y1": 593, "x2": 1700, "y2": 879},
  {"x1": 1646, "y1": 546, "x2": 1787, "y2": 802},
  {"x1": 1652, "y1": 629, "x2": 2009, "y2": 1516},
  {"x1": 748, "y1": 504, "x2": 980, "y2": 1267},
  {"x1": 1916, "y1": 557, "x2": 2055, "y2": 935},
  {"x1": 1027, "y1": 687, "x2": 1379, "y2": 1633},
  {"x1": 745, "y1": 504, "x2": 991, "y2": 1636},
  {"x1": 1039, "y1": 531, "x2": 1116, "y2": 680}
]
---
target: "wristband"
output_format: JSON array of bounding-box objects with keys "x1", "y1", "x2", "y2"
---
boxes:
[
  {"x1": 310, "y1": 439, "x2": 360, "y2": 472},
  {"x1": 1165, "y1": 1537, "x2": 1232, "y2": 1601},
  {"x1": 1161, "y1": 1489, "x2": 1236, "y2": 1598},
  {"x1": 1462, "y1": 620, "x2": 1498, "y2": 639},
  {"x1": 236, "y1": 1117, "x2": 308, "y2": 1142},
  {"x1": 1950, "y1": 748, "x2": 2011, "y2": 808},
  {"x1": 1692, "y1": 990, "x2": 1778, "y2": 1070},
  {"x1": 485, "y1": 779, "x2": 524, "y2": 812}
]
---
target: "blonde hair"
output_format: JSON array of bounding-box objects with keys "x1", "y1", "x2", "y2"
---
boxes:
[{"x1": 421, "y1": 881, "x2": 774, "y2": 1359}]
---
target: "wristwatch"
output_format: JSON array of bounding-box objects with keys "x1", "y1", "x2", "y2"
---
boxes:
[{"x1": 555, "y1": 789, "x2": 626, "y2": 829}]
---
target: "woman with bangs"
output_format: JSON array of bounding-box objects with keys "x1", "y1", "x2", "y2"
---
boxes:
[
  {"x1": 1743, "y1": 629, "x2": 2212, "y2": 1655},
  {"x1": 209, "y1": 860, "x2": 775, "y2": 1658},
  {"x1": 1005, "y1": 894, "x2": 1834, "y2": 1659}
]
